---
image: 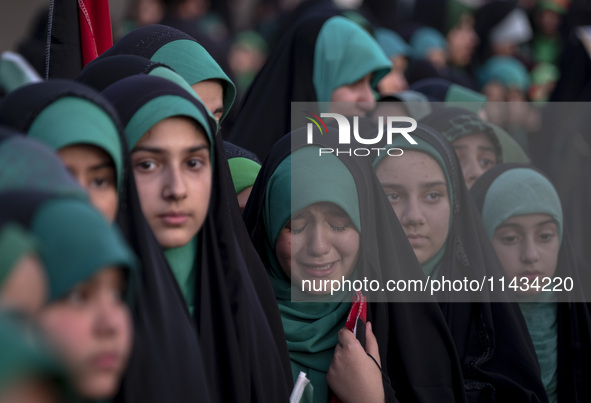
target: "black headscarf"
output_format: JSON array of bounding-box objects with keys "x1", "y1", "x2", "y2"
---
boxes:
[
  {"x1": 243, "y1": 128, "x2": 467, "y2": 402},
  {"x1": 374, "y1": 126, "x2": 548, "y2": 402},
  {"x1": 0, "y1": 80, "x2": 215, "y2": 403},
  {"x1": 76, "y1": 54, "x2": 167, "y2": 91},
  {"x1": 101, "y1": 74, "x2": 292, "y2": 403},
  {"x1": 471, "y1": 163, "x2": 591, "y2": 402},
  {"x1": 97, "y1": 24, "x2": 236, "y2": 121}
]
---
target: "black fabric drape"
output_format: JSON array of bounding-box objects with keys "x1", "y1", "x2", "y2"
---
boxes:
[
  {"x1": 226, "y1": 16, "x2": 331, "y2": 160},
  {"x1": 471, "y1": 162, "x2": 591, "y2": 402},
  {"x1": 101, "y1": 75, "x2": 293, "y2": 403},
  {"x1": 46, "y1": 0, "x2": 83, "y2": 79},
  {"x1": 243, "y1": 128, "x2": 468, "y2": 402},
  {"x1": 77, "y1": 54, "x2": 166, "y2": 91},
  {"x1": 393, "y1": 127, "x2": 548, "y2": 402},
  {"x1": 0, "y1": 81, "x2": 214, "y2": 403}
]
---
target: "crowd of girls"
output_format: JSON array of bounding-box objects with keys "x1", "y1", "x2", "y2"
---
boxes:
[{"x1": 1, "y1": 1, "x2": 590, "y2": 402}]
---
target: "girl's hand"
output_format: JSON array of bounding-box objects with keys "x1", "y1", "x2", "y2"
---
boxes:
[{"x1": 327, "y1": 322, "x2": 385, "y2": 403}]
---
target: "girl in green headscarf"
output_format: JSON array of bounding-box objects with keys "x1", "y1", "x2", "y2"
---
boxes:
[
  {"x1": 471, "y1": 164, "x2": 591, "y2": 402},
  {"x1": 228, "y1": 15, "x2": 391, "y2": 160},
  {"x1": 244, "y1": 129, "x2": 470, "y2": 402},
  {"x1": 0, "y1": 192, "x2": 137, "y2": 402},
  {"x1": 0, "y1": 80, "x2": 125, "y2": 223},
  {"x1": 262, "y1": 146, "x2": 376, "y2": 402},
  {"x1": 103, "y1": 74, "x2": 293, "y2": 403}
]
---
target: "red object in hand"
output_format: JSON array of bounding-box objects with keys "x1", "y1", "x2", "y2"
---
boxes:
[{"x1": 331, "y1": 291, "x2": 367, "y2": 403}]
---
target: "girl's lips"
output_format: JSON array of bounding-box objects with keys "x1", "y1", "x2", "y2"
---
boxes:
[
  {"x1": 90, "y1": 352, "x2": 121, "y2": 371},
  {"x1": 406, "y1": 234, "x2": 426, "y2": 246},
  {"x1": 520, "y1": 271, "x2": 542, "y2": 281},
  {"x1": 301, "y1": 262, "x2": 337, "y2": 278},
  {"x1": 159, "y1": 213, "x2": 189, "y2": 225}
]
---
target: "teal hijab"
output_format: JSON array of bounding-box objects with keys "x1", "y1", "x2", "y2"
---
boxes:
[
  {"x1": 374, "y1": 137, "x2": 454, "y2": 277},
  {"x1": 313, "y1": 16, "x2": 391, "y2": 103},
  {"x1": 480, "y1": 167, "x2": 562, "y2": 402},
  {"x1": 151, "y1": 39, "x2": 235, "y2": 120},
  {"x1": 410, "y1": 27, "x2": 448, "y2": 60},
  {"x1": 32, "y1": 198, "x2": 136, "y2": 302},
  {"x1": 374, "y1": 28, "x2": 411, "y2": 59},
  {"x1": 263, "y1": 147, "x2": 360, "y2": 403},
  {"x1": 481, "y1": 168, "x2": 563, "y2": 242},
  {"x1": 26, "y1": 96, "x2": 124, "y2": 191},
  {"x1": 477, "y1": 56, "x2": 530, "y2": 92}
]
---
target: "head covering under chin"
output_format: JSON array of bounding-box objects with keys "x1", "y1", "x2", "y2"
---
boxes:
[
  {"x1": 99, "y1": 24, "x2": 235, "y2": 120},
  {"x1": 0, "y1": 80, "x2": 124, "y2": 192},
  {"x1": 102, "y1": 74, "x2": 293, "y2": 403},
  {"x1": 228, "y1": 15, "x2": 391, "y2": 160},
  {"x1": 244, "y1": 128, "x2": 468, "y2": 402}
]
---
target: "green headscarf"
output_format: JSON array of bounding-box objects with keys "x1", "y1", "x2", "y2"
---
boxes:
[
  {"x1": 0, "y1": 223, "x2": 37, "y2": 288},
  {"x1": 374, "y1": 28, "x2": 411, "y2": 59},
  {"x1": 263, "y1": 147, "x2": 360, "y2": 403},
  {"x1": 410, "y1": 27, "x2": 448, "y2": 60},
  {"x1": 228, "y1": 157, "x2": 261, "y2": 194},
  {"x1": 150, "y1": 39, "x2": 236, "y2": 120},
  {"x1": 480, "y1": 167, "x2": 561, "y2": 402},
  {"x1": 481, "y1": 168, "x2": 563, "y2": 242},
  {"x1": 124, "y1": 95, "x2": 214, "y2": 151},
  {"x1": 313, "y1": 16, "x2": 391, "y2": 103},
  {"x1": 164, "y1": 237, "x2": 197, "y2": 316},
  {"x1": 477, "y1": 56, "x2": 530, "y2": 92},
  {"x1": 374, "y1": 138, "x2": 453, "y2": 277},
  {"x1": 0, "y1": 316, "x2": 69, "y2": 399},
  {"x1": 27, "y1": 96, "x2": 124, "y2": 191},
  {"x1": 31, "y1": 198, "x2": 136, "y2": 301}
]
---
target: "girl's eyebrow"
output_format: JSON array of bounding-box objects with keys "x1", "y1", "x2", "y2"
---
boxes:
[
  {"x1": 420, "y1": 181, "x2": 446, "y2": 189},
  {"x1": 536, "y1": 219, "x2": 556, "y2": 227},
  {"x1": 89, "y1": 161, "x2": 115, "y2": 171},
  {"x1": 131, "y1": 146, "x2": 164, "y2": 154},
  {"x1": 131, "y1": 144, "x2": 209, "y2": 154}
]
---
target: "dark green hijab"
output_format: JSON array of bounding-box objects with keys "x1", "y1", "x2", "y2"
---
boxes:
[
  {"x1": 31, "y1": 197, "x2": 136, "y2": 302},
  {"x1": 263, "y1": 146, "x2": 360, "y2": 403}
]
